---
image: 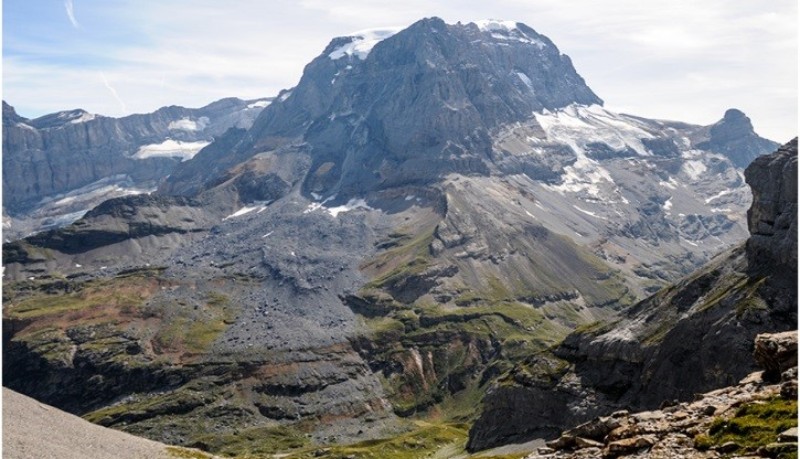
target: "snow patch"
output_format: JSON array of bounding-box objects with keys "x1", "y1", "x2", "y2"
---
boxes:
[
  {"x1": 573, "y1": 205, "x2": 607, "y2": 220},
  {"x1": 593, "y1": 326, "x2": 636, "y2": 344},
  {"x1": 304, "y1": 202, "x2": 325, "y2": 214},
  {"x1": 15, "y1": 122, "x2": 36, "y2": 130},
  {"x1": 473, "y1": 20, "x2": 546, "y2": 48},
  {"x1": 329, "y1": 27, "x2": 402, "y2": 60},
  {"x1": 223, "y1": 201, "x2": 270, "y2": 220},
  {"x1": 168, "y1": 117, "x2": 209, "y2": 132},
  {"x1": 224, "y1": 206, "x2": 260, "y2": 220},
  {"x1": 682, "y1": 160, "x2": 707, "y2": 180},
  {"x1": 704, "y1": 189, "x2": 733, "y2": 204},
  {"x1": 247, "y1": 100, "x2": 271, "y2": 109},
  {"x1": 474, "y1": 19, "x2": 519, "y2": 32},
  {"x1": 659, "y1": 177, "x2": 679, "y2": 190},
  {"x1": 516, "y1": 72, "x2": 534, "y2": 91},
  {"x1": 326, "y1": 198, "x2": 372, "y2": 217},
  {"x1": 134, "y1": 139, "x2": 211, "y2": 161},
  {"x1": 69, "y1": 112, "x2": 96, "y2": 124},
  {"x1": 663, "y1": 198, "x2": 673, "y2": 211},
  {"x1": 303, "y1": 198, "x2": 374, "y2": 218}
]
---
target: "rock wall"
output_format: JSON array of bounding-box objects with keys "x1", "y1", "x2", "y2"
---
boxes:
[
  {"x1": 3, "y1": 98, "x2": 267, "y2": 215},
  {"x1": 745, "y1": 138, "x2": 798, "y2": 275}
]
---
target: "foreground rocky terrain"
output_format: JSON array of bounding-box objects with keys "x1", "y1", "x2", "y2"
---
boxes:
[
  {"x1": 2, "y1": 18, "x2": 789, "y2": 458},
  {"x1": 3, "y1": 97, "x2": 271, "y2": 239},
  {"x1": 526, "y1": 331, "x2": 798, "y2": 459}
]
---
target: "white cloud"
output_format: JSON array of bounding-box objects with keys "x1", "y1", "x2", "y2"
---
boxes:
[
  {"x1": 64, "y1": 0, "x2": 80, "y2": 28},
  {"x1": 100, "y1": 72, "x2": 127, "y2": 114}
]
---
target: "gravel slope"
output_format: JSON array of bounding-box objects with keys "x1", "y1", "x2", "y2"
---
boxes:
[{"x1": 2, "y1": 388, "x2": 207, "y2": 459}]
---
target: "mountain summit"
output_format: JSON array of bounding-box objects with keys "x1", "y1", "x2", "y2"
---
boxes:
[{"x1": 162, "y1": 17, "x2": 601, "y2": 197}]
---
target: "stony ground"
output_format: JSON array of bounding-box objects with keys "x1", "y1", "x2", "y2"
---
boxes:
[
  {"x1": 2, "y1": 388, "x2": 216, "y2": 459},
  {"x1": 524, "y1": 331, "x2": 798, "y2": 459}
]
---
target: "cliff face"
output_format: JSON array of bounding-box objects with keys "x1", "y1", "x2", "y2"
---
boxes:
[
  {"x1": 745, "y1": 138, "x2": 798, "y2": 275},
  {"x1": 2, "y1": 98, "x2": 269, "y2": 238},
  {"x1": 468, "y1": 139, "x2": 798, "y2": 451}
]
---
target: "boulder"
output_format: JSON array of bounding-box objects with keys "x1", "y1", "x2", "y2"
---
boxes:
[{"x1": 753, "y1": 331, "x2": 798, "y2": 382}]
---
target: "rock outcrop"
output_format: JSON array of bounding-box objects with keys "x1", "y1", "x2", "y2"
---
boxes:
[
  {"x1": 526, "y1": 331, "x2": 798, "y2": 459},
  {"x1": 745, "y1": 138, "x2": 798, "y2": 275},
  {"x1": 754, "y1": 331, "x2": 799, "y2": 382},
  {"x1": 697, "y1": 109, "x2": 780, "y2": 168}
]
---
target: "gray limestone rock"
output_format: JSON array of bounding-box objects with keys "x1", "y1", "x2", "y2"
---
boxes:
[
  {"x1": 745, "y1": 138, "x2": 798, "y2": 275},
  {"x1": 696, "y1": 109, "x2": 780, "y2": 168},
  {"x1": 3, "y1": 97, "x2": 270, "y2": 237}
]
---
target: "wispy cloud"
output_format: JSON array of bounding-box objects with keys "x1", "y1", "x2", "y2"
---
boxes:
[
  {"x1": 64, "y1": 0, "x2": 80, "y2": 29},
  {"x1": 100, "y1": 72, "x2": 127, "y2": 113}
]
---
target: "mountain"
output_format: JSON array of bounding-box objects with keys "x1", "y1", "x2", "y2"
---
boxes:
[
  {"x1": 2, "y1": 17, "x2": 785, "y2": 458},
  {"x1": 696, "y1": 108, "x2": 781, "y2": 168},
  {"x1": 2, "y1": 97, "x2": 272, "y2": 239},
  {"x1": 468, "y1": 139, "x2": 797, "y2": 451}
]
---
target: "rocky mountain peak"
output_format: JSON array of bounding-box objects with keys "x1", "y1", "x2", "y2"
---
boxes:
[
  {"x1": 29, "y1": 108, "x2": 98, "y2": 129},
  {"x1": 723, "y1": 107, "x2": 749, "y2": 123},
  {"x1": 163, "y1": 17, "x2": 601, "y2": 198},
  {"x1": 2, "y1": 101, "x2": 27, "y2": 126},
  {"x1": 696, "y1": 108, "x2": 778, "y2": 168}
]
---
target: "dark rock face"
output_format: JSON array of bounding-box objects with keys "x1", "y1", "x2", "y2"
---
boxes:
[
  {"x1": 745, "y1": 138, "x2": 798, "y2": 275},
  {"x1": 696, "y1": 109, "x2": 779, "y2": 168},
  {"x1": 24, "y1": 195, "x2": 210, "y2": 254}
]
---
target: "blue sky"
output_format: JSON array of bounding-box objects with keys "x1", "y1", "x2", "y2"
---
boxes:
[{"x1": 3, "y1": 0, "x2": 797, "y2": 141}]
